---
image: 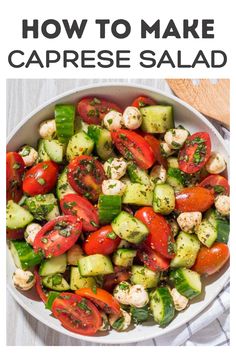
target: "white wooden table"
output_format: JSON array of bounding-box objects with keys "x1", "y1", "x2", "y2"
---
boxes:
[{"x1": 6, "y1": 79, "x2": 229, "y2": 346}]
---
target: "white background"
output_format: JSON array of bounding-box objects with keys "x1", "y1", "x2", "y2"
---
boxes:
[{"x1": 1, "y1": 0, "x2": 236, "y2": 352}]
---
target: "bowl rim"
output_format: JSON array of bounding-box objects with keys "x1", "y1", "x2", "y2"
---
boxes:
[{"x1": 6, "y1": 82, "x2": 230, "y2": 344}]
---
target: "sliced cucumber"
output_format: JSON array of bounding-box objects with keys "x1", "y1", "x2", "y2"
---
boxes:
[
  {"x1": 39, "y1": 254, "x2": 67, "y2": 276},
  {"x1": 205, "y1": 209, "x2": 230, "y2": 244},
  {"x1": 127, "y1": 162, "x2": 151, "y2": 186},
  {"x1": 170, "y1": 268, "x2": 202, "y2": 299},
  {"x1": 87, "y1": 125, "x2": 114, "y2": 160},
  {"x1": 25, "y1": 194, "x2": 59, "y2": 221},
  {"x1": 111, "y1": 211, "x2": 149, "y2": 244},
  {"x1": 140, "y1": 105, "x2": 174, "y2": 133},
  {"x1": 9, "y1": 240, "x2": 42, "y2": 270},
  {"x1": 131, "y1": 265, "x2": 159, "y2": 288},
  {"x1": 150, "y1": 287, "x2": 175, "y2": 327},
  {"x1": 170, "y1": 232, "x2": 200, "y2": 268},
  {"x1": 112, "y1": 249, "x2": 137, "y2": 268},
  {"x1": 166, "y1": 168, "x2": 185, "y2": 192},
  {"x1": 167, "y1": 157, "x2": 179, "y2": 169},
  {"x1": 45, "y1": 291, "x2": 60, "y2": 310},
  {"x1": 55, "y1": 104, "x2": 75, "y2": 143},
  {"x1": 6, "y1": 201, "x2": 34, "y2": 229},
  {"x1": 153, "y1": 183, "x2": 175, "y2": 215},
  {"x1": 42, "y1": 273, "x2": 70, "y2": 291},
  {"x1": 44, "y1": 139, "x2": 65, "y2": 163},
  {"x1": 78, "y1": 254, "x2": 114, "y2": 276},
  {"x1": 98, "y1": 194, "x2": 122, "y2": 225},
  {"x1": 130, "y1": 305, "x2": 149, "y2": 323},
  {"x1": 122, "y1": 183, "x2": 153, "y2": 206},
  {"x1": 56, "y1": 168, "x2": 76, "y2": 200},
  {"x1": 66, "y1": 131, "x2": 94, "y2": 161},
  {"x1": 37, "y1": 139, "x2": 50, "y2": 162},
  {"x1": 70, "y1": 266, "x2": 96, "y2": 290},
  {"x1": 196, "y1": 219, "x2": 217, "y2": 248}
]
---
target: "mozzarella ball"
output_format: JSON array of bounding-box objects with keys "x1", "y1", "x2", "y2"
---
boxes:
[
  {"x1": 24, "y1": 223, "x2": 42, "y2": 246},
  {"x1": 164, "y1": 129, "x2": 188, "y2": 149},
  {"x1": 103, "y1": 158, "x2": 128, "y2": 180},
  {"x1": 128, "y1": 284, "x2": 149, "y2": 308},
  {"x1": 160, "y1": 142, "x2": 173, "y2": 157},
  {"x1": 99, "y1": 311, "x2": 110, "y2": 331},
  {"x1": 171, "y1": 288, "x2": 189, "y2": 311},
  {"x1": 12, "y1": 269, "x2": 35, "y2": 291},
  {"x1": 205, "y1": 152, "x2": 226, "y2": 174},
  {"x1": 177, "y1": 212, "x2": 202, "y2": 234},
  {"x1": 113, "y1": 281, "x2": 132, "y2": 305},
  {"x1": 168, "y1": 218, "x2": 179, "y2": 237},
  {"x1": 150, "y1": 165, "x2": 167, "y2": 184},
  {"x1": 103, "y1": 111, "x2": 123, "y2": 131},
  {"x1": 122, "y1": 106, "x2": 142, "y2": 130},
  {"x1": 215, "y1": 195, "x2": 230, "y2": 216},
  {"x1": 109, "y1": 309, "x2": 131, "y2": 331},
  {"x1": 39, "y1": 119, "x2": 56, "y2": 139},
  {"x1": 102, "y1": 179, "x2": 126, "y2": 196},
  {"x1": 19, "y1": 145, "x2": 38, "y2": 167}
]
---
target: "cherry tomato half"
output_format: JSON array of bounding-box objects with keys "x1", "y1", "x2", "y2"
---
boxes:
[
  {"x1": 103, "y1": 266, "x2": 131, "y2": 292},
  {"x1": 60, "y1": 194, "x2": 99, "y2": 232},
  {"x1": 175, "y1": 186, "x2": 214, "y2": 212},
  {"x1": 131, "y1": 96, "x2": 157, "y2": 108},
  {"x1": 52, "y1": 292, "x2": 102, "y2": 335},
  {"x1": 77, "y1": 97, "x2": 122, "y2": 125},
  {"x1": 67, "y1": 156, "x2": 106, "y2": 202},
  {"x1": 178, "y1": 132, "x2": 211, "y2": 174},
  {"x1": 135, "y1": 207, "x2": 175, "y2": 259},
  {"x1": 192, "y1": 243, "x2": 229, "y2": 275},
  {"x1": 6, "y1": 228, "x2": 24, "y2": 240},
  {"x1": 137, "y1": 244, "x2": 170, "y2": 272},
  {"x1": 34, "y1": 269, "x2": 48, "y2": 303},
  {"x1": 33, "y1": 215, "x2": 82, "y2": 258},
  {"x1": 6, "y1": 152, "x2": 25, "y2": 202},
  {"x1": 111, "y1": 129, "x2": 155, "y2": 170},
  {"x1": 199, "y1": 174, "x2": 230, "y2": 196},
  {"x1": 75, "y1": 288, "x2": 121, "y2": 315},
  {"x1": 83, "y1": 225, "x2": 121, "y2": 255},
  {"x1": 142, "y1": 134, "x2": 168, "y2": 168},
  {"x1": 23, "y1": 161, "x2": 59, "y2": 196}
]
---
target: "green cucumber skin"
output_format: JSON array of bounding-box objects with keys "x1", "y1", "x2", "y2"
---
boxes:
[
  {"x1": 78, "y1": 254, "x2": 114, "y2": 276},
  {"x1": 112, "y1": 249, "x2": 137, "y2": 268},
  {"x1": 6, "y1": 201, "x2": 34, "y2": 230},
  {"x1": 45, "y1": 291, "x2": 60, "y2": 310},
  {"x1": 153, "y1": 183, "x2": 175, "y2": 215},
  {"x1": 206, "y1": 209, "x2": 229, "y2": 244},
  {"x1": 44, "y1": 139, "x2": 65, "y2": 163},
  {"x1": 87, "y1": 125, "x2": 114, "y2": 161},
  {"x1": 70, "y1": 266, "x2": 96, "y2": 290},
  {"x1": 66, "y1": 131, "x2": 94, "y2": 161},
  {"x1": 56, "y1": 168, "x2": 76, "y2": 200},
  {"x1": 42, "y1": 274, "x2": 70, "y2": 291},
  {"x1": 170, "y1": 268, "x2": 201, "y2": 299},
  {"x1": 55, "y1": 104, "x2": 75, "y2": 143},
  {"x1": 140, "y1": 105, "x2": 174, "y2": 133},
  {"x1": 9, "y1": 240, "x2": 42, "y2": 270},
  {"x1": 131, "y1": 265, "x2": 159, "y2": 289},
  {"x1": 39, "y1": 254, "x2": 67, "y2": 276},
  {"x1": 98, "y1": 195, "x2": 122, "y2": 225},
  {"x1": 37, "y1": 139, "x2": 50, "y2": 162},
  {"x1": 25, "y1": 194, "x2": 59, "y2": 221},
  {"x1": 150, "y1": 287, "x2": 175, "y2": 327}
]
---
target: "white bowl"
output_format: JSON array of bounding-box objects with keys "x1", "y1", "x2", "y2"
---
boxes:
[{"x1": 7, "y1": 83, "x2": 229, "y2": 344}]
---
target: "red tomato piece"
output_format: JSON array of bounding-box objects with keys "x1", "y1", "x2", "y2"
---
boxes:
[
  {"x1": 103, "y1": 266, "x2": 131, "y2": 292},
  {"x1": 142, "y1": 134, "x2": 168, "y2": 168},
  {"x1": 131, "y1": 96, "x2": 157, "y2": 108},
  {"x1": 75, "y1": 288, "x2": 121, "y2": 315},
  {"x1": 60, "y1": 194, "x2": 99, "y2": 232},
  {"x1": 23, "y1": 161, "x2": 59, "y2": 196},
  {"x1": 175, "y1": 186, "x2": 214, "y2": 212},
  {"x1": 192, "y1": 243, "x2": 229, "y2": 275},
  {"x1": 67, "y1": 156, "x2": 106, "y2": 202},
  {"x1": 135, "y1": 207, "x2": 175, "y2": 259},
  {"x1": 111, "y1": 129, "x2": 155, "y2": 170},
  {"x1": 33, "y1": 216, "x2": 82, "y2": 258},
  {"x1": 178, "y1": 132, "x2": 211, "y2": 174},
  {"x1": 77, "y1": 97, "x2": 122, "y2": 125},
  {"x1": 52, "y1": 292, "x2": 102, "y2": 335},
  {"x1": 199, "y1": 175, "x2": 230, "y2": 196},
  {"x1": 6, "y1": 228, "x2": 24, "y2": 240},
  {"x1": 6, "y1": 152, "x2": 25, "y2": 202},
  {"x1": 83, "y1": 225, "x2": 121, "y2": 255},
  {"x1": 34, "y1": 270, "x2": 48, "y2": 303},
  {"x1": 137, "y1": 244, "x2": 170, "y2": 272}
]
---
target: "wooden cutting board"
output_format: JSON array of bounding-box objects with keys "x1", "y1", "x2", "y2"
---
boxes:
[{"x1": 167, "y1": 79, "x2": 230, "y2": 128}]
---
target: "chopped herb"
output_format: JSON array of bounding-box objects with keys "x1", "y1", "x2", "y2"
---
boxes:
[
  {"x1": 20, "y1": 146, "x2": 31, "y2": 156},
  {"x1": 106, "y1": 232, "x2": 117, "y2": 240},
  {"x1": 13, "y1": 163, "x2": 21, "y2": 169},
  {"x1": 90, "y1": 97, "x2": 101, "y2": 105},
  {"x1": 90, "y1": 220, "x2": 98, "y2": 227},
  {"x1": 92, "y1": 284, "x2": 97, "y2": 294},
  {"x1": 26, "y1": 275, "x2": 35, "y2": 284},
  {"x1": 214, "y1": 185, "x2": 226, "y2": 194},
  {"x1": 87, "y1": 109, "x2": 99, "y2": 117},
  {"x1": 77, "y1": 298, "x2": 92, "y2": 314},
  {"x1": 41, "y1": 237, "x2": 48, "y2": 244},
  {"x1": 63, "y1": 201, "x2": 77, "y2": 209},
  {"x1": 37, "y1": 178, "x2": 46, "y2": 185},
  {"x1": 42, "y1": 164, "x2": 49, "y2": 170}
]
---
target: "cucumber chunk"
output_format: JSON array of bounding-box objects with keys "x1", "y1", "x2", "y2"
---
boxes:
[
  {"x1": 205, "y1": 209, "x2": 229, "y2": 244},
  {"x1": 153, "y1": 183, "x2": 175, "y2": 215},
  {"x1": 98, "y1": 194, "x2": 122, "y2": 225},
  {"x1": 9, "y1": 240, "x2": 42, "y2": 270},
  {"x1": 150, "y1": 287, "x2": 175, "y2": 326},
  {"x1": 55, "y1": 104, "x2": 75, "y2": 143},
  {"x1": 44, "y1": 139, "x2": 65, "y2": 163},
  {"x1": 42, "y1": 273, "x2": 70, "y2": 291},
  {"x1": 56, "y1": 168, "x2": 76, "y2": 200},
  {"x1": 131, "y1": 265, "x2": 159, "y2": 288},
  {"x1": 170, "y1": 232, "x2": 200, "y2": 268},
  {"x1": 111, "y1": 211, "x2": 149, "y2": 244},
  {"x1": 170, "y1": 268, "x2": 202, "y2": 299},
  {"x1": 70, "y1": 266, "x2": 96, "y2": 290},
  {"x1": 25, "y1": 194, "x2": 60, "y2": 221},
  {"x1": 7, "y1": 200, "x2": 34, "y2": 229},
  {"x1": 127, "y1": 162, "x2": 151, "y2": 186},
  {"x1": 196, "y1": 219, "x2": 217, "y2": 248},
  {"x1": 167, "y1": 157, "x2": 179, "y2": 169},
  {"x1": 45, "y1": 291, "x2": 60, "y2": 310},
  {"x1": 122, "y1": 183, "x2": 153, "y2": 206},
  {"x1": 166, "y1": 168, "x2": 185, "y2": 192},
  {"x1": 112, "y1": 249, "x2": 137, "y2": 268},
  {"x1": 66, "y1": 131, "x2": 94, "y2": 161},
  {"x1": 39, "y1": 254, "x2": 67, "y2": 276},
  {"x1": 87, "y1": 125, "x2": 114, "y2": 160},
  {"x1": 140, "y1": 105, "x2": 174, "y2": 133},
  {"x1": 37, "y1": 139, "x2": 50, "y2": 162},
  {"x1": 78, "y1": 254, "x2": 114, "y2": 276}
]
